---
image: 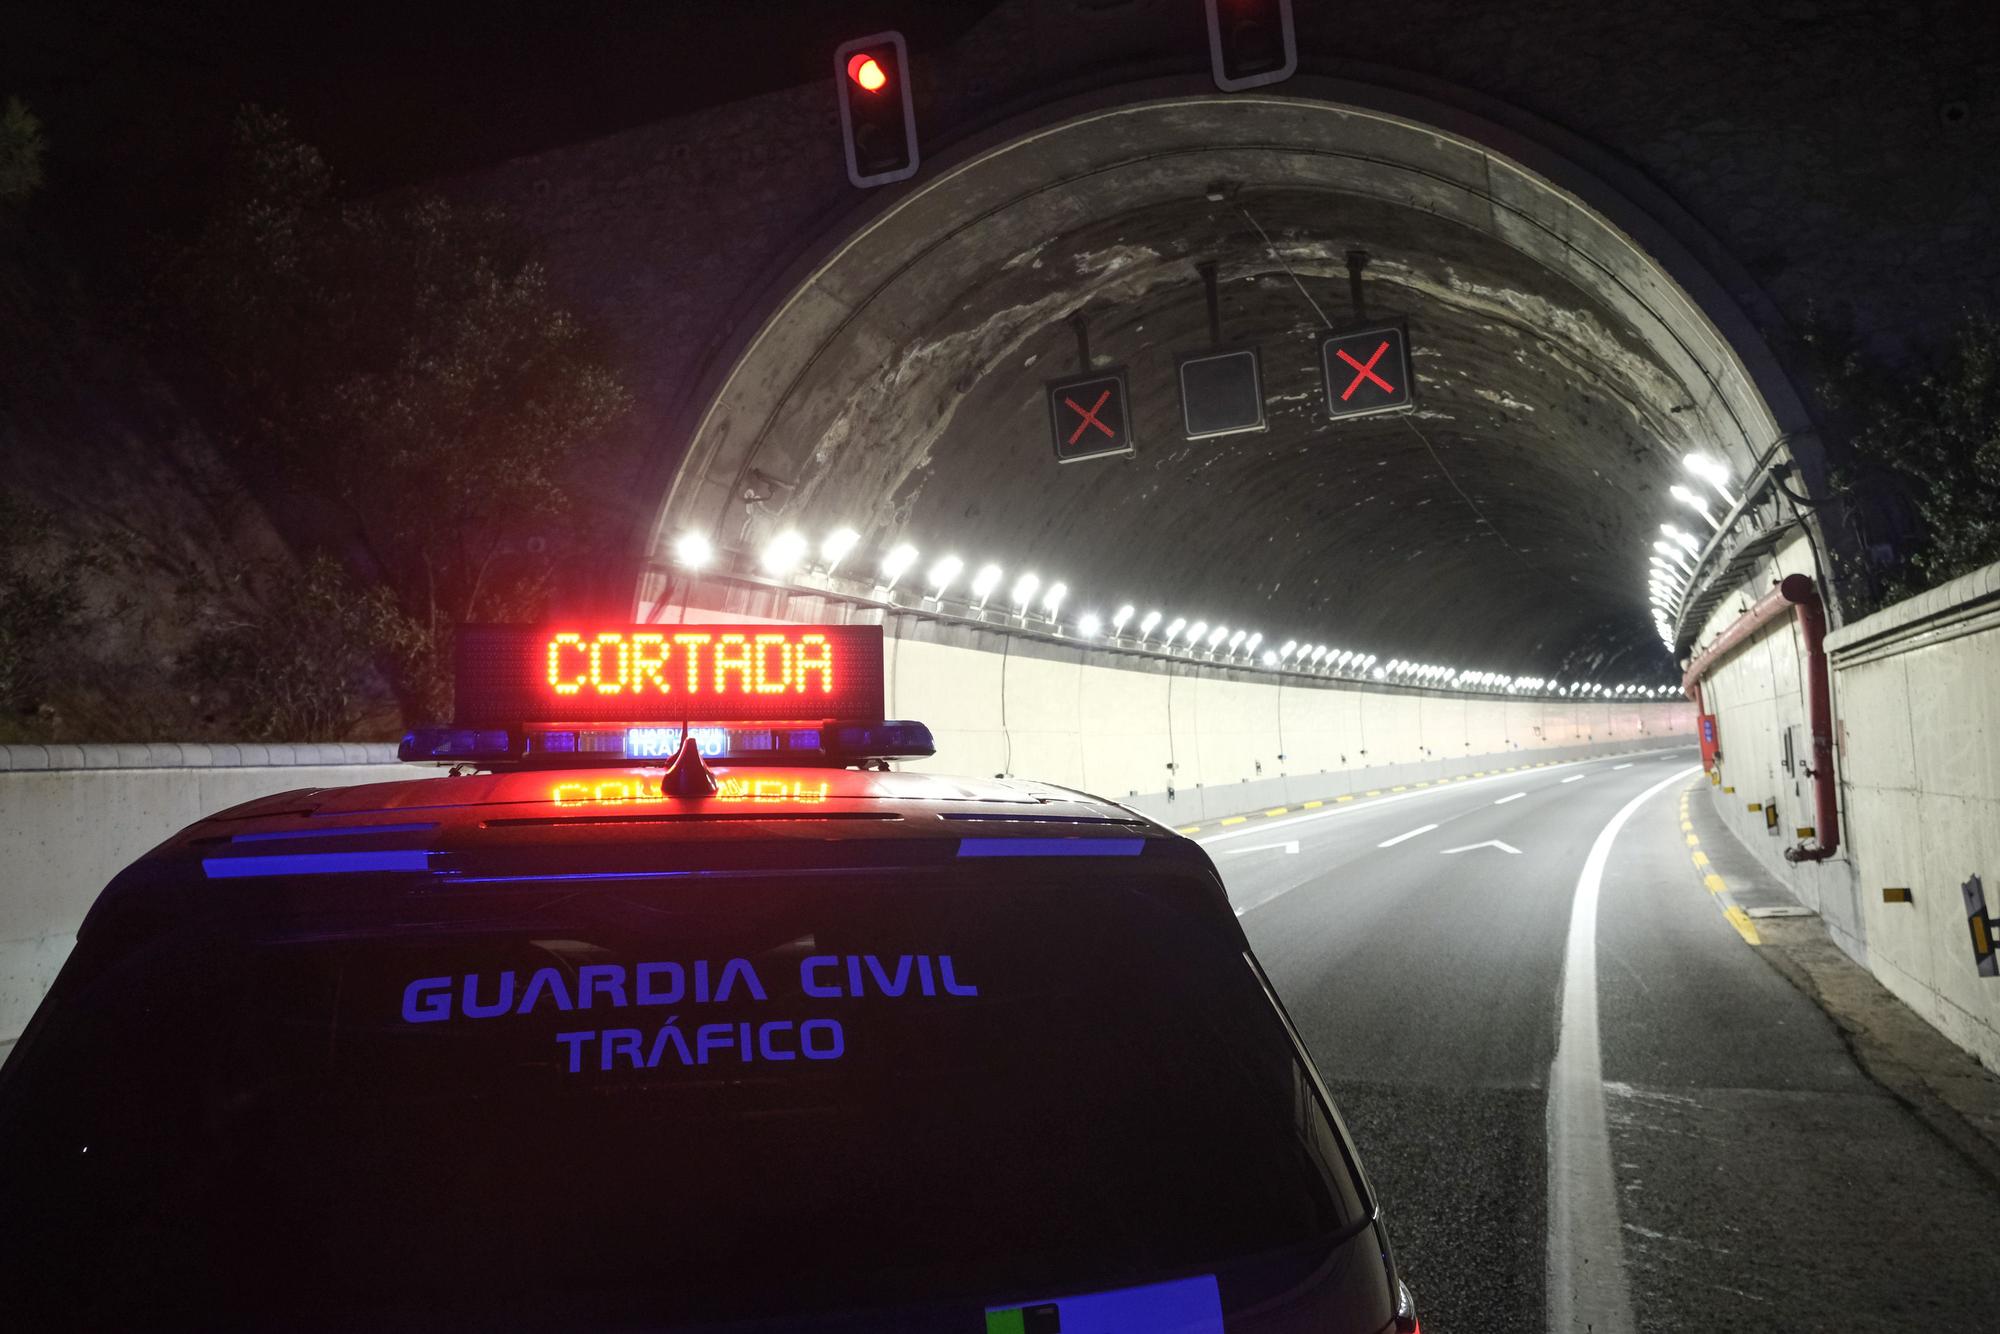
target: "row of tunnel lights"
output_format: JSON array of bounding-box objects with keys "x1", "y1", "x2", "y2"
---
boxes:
[
  {"x1": 1649, "y1": 453, "x2": 1744, "y2": 653},
  {"x1": 668, "y1": 530, "x2": 1682, "y2": 700}
]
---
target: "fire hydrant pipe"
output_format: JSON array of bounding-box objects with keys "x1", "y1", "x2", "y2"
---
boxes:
[{"x1": 1680, "y1": 574, "x2": 1839, "y2": 863}]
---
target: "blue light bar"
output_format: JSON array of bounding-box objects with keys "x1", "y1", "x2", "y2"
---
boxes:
[
  {"x1": 202, "y1": 850, "x2": 434, "y2": 879},
  {"x1": 398, "y1": 728, "x2": 520, "y2": 764},
  {"x1": 956, "y1": 837, "x2": 1146, "y2": 858}
]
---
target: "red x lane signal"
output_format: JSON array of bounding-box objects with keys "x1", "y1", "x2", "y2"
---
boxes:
[
  {"x1": 1321, "y1": 324, "x2": 1415, "y2": 421},
  {"x1": 1065, "y1": 388, "x2": 1114, "y2": 443},
  {"x1": 1335, "y1": 342, "x2": 1394, "y2": 398},
  {"x1": 1045, "y1": 369, "x2": 1134, "y2": 463}
]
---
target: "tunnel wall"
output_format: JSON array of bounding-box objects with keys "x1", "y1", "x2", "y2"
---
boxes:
[
  {"x1": 1691, "y1": 533, "x2": 1867, "y2": 953},
  {"x1": 885, "y1": 633, "x2": 1693, "y2": 822},
  {"x1": 0, "y1": 651, "x2": 1690, "y2": 1050},
  {"x1": 1821, "y1": 559, "x2": 2000, "y2": 1074},
  {"x1": 1697, "y1": 547, "x2": 2000, "y2": 1074}
]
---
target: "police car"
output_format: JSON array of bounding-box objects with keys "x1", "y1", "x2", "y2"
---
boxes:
[{"x1": 0, "y1": 623, "x2": 1419, "y2": 1333}]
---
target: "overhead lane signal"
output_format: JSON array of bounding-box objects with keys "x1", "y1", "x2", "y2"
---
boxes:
[
  {"x1": 1204, "y1": 0, "x2": 1297, "y2": 92},
  {"x1": 1320, "y1": 324, "x2": 1416, "y2": 421},
  {"x1": 834, "y1": 31, "x2": 919, "y2": 188}
]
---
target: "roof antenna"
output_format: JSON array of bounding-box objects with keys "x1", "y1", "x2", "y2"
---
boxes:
[{"x1": 660, "y1": 734, "x2": 719, "y2": 798}]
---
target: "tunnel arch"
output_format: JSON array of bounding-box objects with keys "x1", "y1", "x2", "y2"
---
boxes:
[{"x1": 637, "y1": 75, "x2": 1817, "y2": 677}]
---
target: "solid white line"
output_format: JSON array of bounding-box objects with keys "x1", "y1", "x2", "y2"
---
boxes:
[
  {"x1": 1561, "y1": 774, "x2": 1586, "y2": 784},
  {"x1": 1195, "y1": 744, "x2": 1695, "y2": 847},
  {"x1": 1377, "y1": 823, "x2": 1437, "y2": 848},
  {"x1": 1546, "y1": 763, "x2": 1696, "y2": 1334},
  {"x1": 1495, "y1": 792, "x2": 1527, "y2": 805}
]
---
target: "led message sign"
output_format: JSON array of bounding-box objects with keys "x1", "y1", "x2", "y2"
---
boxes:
[{"x1": 454, "y1": 624, "x2": 886, "y2": 726}]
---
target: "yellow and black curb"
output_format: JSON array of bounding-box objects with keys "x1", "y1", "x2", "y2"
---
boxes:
[{"x1": 1679, "y1": 780, "x2": 1759, "y2": 945}]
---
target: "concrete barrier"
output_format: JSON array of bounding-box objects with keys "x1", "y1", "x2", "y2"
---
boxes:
[
  {"x1": 1822, "y1": 558, "x2": 2000, "y2": 1073},
  {"x1": 1, "y1": 645, "x2": 1691, "y2": 1047},
  {"x1": 0, "y1": 745, "x2": 414, "y2": 1048}
]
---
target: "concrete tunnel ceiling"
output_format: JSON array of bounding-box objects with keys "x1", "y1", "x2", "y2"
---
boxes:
[{"x1": 650, "y1": 89, "x2": 1788, "y2": 678}]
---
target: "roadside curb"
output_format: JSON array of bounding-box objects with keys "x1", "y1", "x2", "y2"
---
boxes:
[{"x1": 1676, "y1": 776, "x2": 2000, "y2": 1191}]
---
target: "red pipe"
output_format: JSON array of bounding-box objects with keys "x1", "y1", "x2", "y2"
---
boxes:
[{"x1": 1679, "y1": 574, "x2": 1839, "y2": 863}]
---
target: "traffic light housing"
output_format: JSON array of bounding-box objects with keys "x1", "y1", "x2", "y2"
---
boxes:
[
  {"x1": 834, "y1": 31, "x2": 919, "y2": 188},
  {"x1": 1204, "y1": 0, "x2": 1297, "y2": 91}
]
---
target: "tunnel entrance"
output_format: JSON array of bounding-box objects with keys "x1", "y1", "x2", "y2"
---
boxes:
[{"x1": 639, "y1": 78, "x2": 1808, "y2": 679}]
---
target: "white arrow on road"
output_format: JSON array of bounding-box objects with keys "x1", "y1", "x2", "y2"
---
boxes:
[
  {"x1": 1441, "y1": 839, "x2": 1522, "y2": 855},
  {"x1": 1224, "y1": 840, "x2": 1299, "y2": 856}
]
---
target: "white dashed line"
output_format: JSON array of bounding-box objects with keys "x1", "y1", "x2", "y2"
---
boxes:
[
  {"x1": 1377, "y1": 823, "x2": 1438, "y2": 848},
  {"x1": 1495, "y1": 792, "x2": 1527, "y2": 805},
  {"x1": 1613, "y1": 763, "x2": 1633, "y2": 770},
  {"x1": 1561, "y1": 774, "x2": 1586, "y2": 784}
]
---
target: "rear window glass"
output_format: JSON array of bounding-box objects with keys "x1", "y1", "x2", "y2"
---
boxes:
[{"x1": 0, "y1": 859, "x2": 1364, "y2": 1330}]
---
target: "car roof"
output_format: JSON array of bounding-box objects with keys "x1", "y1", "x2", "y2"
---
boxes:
[{"x1": 141, "y1": 765, "x2": 1195, "y2": 874}]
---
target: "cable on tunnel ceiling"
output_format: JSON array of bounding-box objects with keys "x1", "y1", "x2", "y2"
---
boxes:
[
  {"x1": 1234, "y1": 203, "x2": 1332, "y2": 329},
  {"x1": 1398, "y1": 415, "x2": 1529, "y2": 567}
]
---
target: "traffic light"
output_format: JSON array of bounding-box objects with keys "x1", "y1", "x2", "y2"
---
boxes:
[
  {"x1": 1203, "y1": 0, "x2": 1297, "y2": 91},
  {"x1": 834, "y1": 31, "x2": 919, "y2": 188}
]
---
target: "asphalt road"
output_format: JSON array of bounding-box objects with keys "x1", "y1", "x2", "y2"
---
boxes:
[{"x1": 1201, "y1": 747, "x2": 2000, "y2": 1334}]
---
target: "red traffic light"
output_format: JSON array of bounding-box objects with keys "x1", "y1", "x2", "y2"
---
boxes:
[
  {"x1": 847, "y1": 53, "x2": 888, "y2": 92},
  {"x1": 834, "y1": 31, "x2": 918, "y2": 188}
]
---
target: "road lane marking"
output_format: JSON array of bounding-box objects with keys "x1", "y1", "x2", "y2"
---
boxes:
[
  {"x1": 1547, "y1": 763, "x2": 1696, "y2": 1334},
  {"x1": 1442, "y1": 839, "x2": 1521, "y2": 855},
  {"x1": 1220, "y1": 816, "x2": 1247, "y2": 826},
  {"x1": 1196, "y1": 745, "x2": 1698, "y2": 848},
  {"x1": 1704, "y1": 873, "x2": 1727, "y2": 893},
  {"x1": 1224, "y1": 840, "x2": 1298, "y2": 856},
  {"x1": 1377, "y1": 823, "x2": 1437, "y2": 848},
  {"x1": 1264, "y1": 807, "x2": 1288, "y2": 817},
  {"x1": 1495, "y1": 792, "x2": 1527, "y2": 805},
  {"x1": 1613, "y1": 763, "x2": 1633, "y2": 770},
  {"x1": 1691, "y1": 850, "x2": 1710, "y2": 867},
  {"x1": 1724, "y1": 905, "x2": 1762, "y2": 944},
  {"x1": 1561, "y1": 774, "x2": 1587, "y2": 784},
  {"x1": 1302, "y1": 800, "x2": 1323, "y2": 809},
  {"x1": 1178, "y1": 825, "x2": 1201, "y2": 834}
]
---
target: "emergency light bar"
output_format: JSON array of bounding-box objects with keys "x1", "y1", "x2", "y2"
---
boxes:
[
  {"x1": 405, "y1": 623, "x2": 929, "y2": 770},
  {"x1": 397, "y1": 719, "x2": 935, "y2": 768}
]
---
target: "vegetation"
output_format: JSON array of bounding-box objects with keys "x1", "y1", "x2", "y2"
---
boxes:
[
  {"x1": 1808, "y1": 312, "x2": 2000, "y2": 612},
  {"x1": 0, "y1": 96, "x2": 45, "y2": 205},
  {"x1": 0, "y1": 492, "x2": 93, "y2": 734},
  {"x1": 152, "y1": 107, "x2": 630, "y2": 726}
]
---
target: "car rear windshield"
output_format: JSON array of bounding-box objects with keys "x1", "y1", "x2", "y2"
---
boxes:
[{"x1": 0, "y1": 857, "x2": 1365, "y2": 1330}]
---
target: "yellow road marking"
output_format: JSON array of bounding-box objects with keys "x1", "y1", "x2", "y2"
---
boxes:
[
  {"x1": 1364, "y1": 790, "x2": 1382, "y2": 797},
  {"x1": 1686, "y1": 833, "x2": 1700, "y2": 846},
  {"x1": 1724, "y1": 905, "x2": 1762, "y2": 944},
  {"x1": 1220, "y1": 816, "x2": 1247, "y2": 826},
  {"x1": 1414, "y1": 781, "x2": 1430, "y2": 788},
  {"x1": 1390, "y1": 785, "x2": 1408, "y2": 792},
  {"x1": 1178, "y1": 825, "x2": 1201, "y2": 834},
  {"x1": 1704, "y1": 873, "x2": 1727, "y2": 893},
  {"x1": 1264, "y1": 807, "x2": 1288, "y2": 817},
  {"x1": 1473, "y1": 771, "x2": 1486, "y2": 777},
  {"x1": 1681, "y1": 820, "x2": 1693, "y2": 832},
  {"x1": 1692, "y1": 851, "x2": 1710, "y2": 868},
  {"x1": 1302, "y1": 800, "x2": 1323, "y2": 809},
  {"x1": 1337, "y1": 794, "x2": 1355, "y2": 803}
]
